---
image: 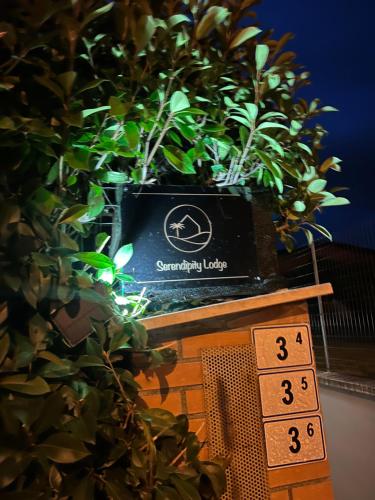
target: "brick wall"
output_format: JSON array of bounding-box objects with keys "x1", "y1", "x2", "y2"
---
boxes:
[{"x1": 136, "y1": 300, "x2": 334, "y2": 499}]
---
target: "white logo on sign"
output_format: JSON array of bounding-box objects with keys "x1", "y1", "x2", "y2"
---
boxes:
[{"x1": 164, "y1": 204, "x2": 212, "y2": 253}]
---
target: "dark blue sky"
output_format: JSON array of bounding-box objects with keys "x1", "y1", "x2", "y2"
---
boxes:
[{"x1": 257, "y1": 0, "x2": 375, "y2": 244}]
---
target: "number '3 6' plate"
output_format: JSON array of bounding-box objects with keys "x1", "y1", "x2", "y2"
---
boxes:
[{"x1": 264, "y1": 415, "x2": 326, "y2": 468}]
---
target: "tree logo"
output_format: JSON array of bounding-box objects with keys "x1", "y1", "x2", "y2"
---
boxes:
[{"x1": 164, "y1": 204, "x2": 212, "y2": 253}]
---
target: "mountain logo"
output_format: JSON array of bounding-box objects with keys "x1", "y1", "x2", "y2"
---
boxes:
[{"x1": 164, "y1": 204, "x2": 212, "y2": 253}]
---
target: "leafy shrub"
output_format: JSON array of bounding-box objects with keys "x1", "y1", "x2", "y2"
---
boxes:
[
  {"x1": 0, "y1": 202, "x2": 225, "y2": 498},
  {"x1": 0, "y1": 0, "x2": 348, "y2": 497},
  {"x1": 1, "y1": 0, "x2": 348, "y2": 249}
]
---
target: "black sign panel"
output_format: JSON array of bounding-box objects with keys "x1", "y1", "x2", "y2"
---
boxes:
[{"x1": 121, "y1": 186, "x2": 270, "y2": 300}]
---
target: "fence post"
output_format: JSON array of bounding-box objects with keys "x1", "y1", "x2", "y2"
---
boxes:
[{"x1": 310, "y1": 241, "x2": 331, "y2": 371}]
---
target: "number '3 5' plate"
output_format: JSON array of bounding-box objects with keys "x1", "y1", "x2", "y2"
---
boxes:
[
  {"x1": 264, "y1": 415, "x2": 326, "y2": 468},
  {"x1": 252, "y1": 325, "x2": 312, "y2": 370},
  {"x1": 259, "y1": 369, "x2": 319, "y2": 417}
]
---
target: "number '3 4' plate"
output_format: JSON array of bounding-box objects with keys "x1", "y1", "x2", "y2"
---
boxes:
[{"x1": 252, "y1": 325, "x2": 312, "y2": 370}]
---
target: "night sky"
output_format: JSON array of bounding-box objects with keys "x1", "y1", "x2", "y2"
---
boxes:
[{"x1": 257, "y1": 0, "x2": 375, "y2": 246}]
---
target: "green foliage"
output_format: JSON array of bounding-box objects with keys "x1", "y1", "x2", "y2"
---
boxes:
[
  {"x1": 0, "y1": 0, "x2": 348, "y2": 250},
  {"x1": 0, "y1": 200, "x2": 225, "y2": 497},
  {"x1": 0, "y1": 0, "x2": 349, "y2": 493}
]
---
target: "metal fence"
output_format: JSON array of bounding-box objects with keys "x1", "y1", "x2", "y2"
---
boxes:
[{"x1": 278, "y1": 222, "x2": 375, "y2": 347}]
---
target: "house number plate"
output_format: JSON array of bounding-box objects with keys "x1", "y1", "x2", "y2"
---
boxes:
[
  {"x1": 264, "y1": 415, "x2": 326, "y2": 468},
  {"x1": 252, "y1": 325, "x2": 312, "y2": 370},
  {"x1": 259, "y1": 369, "x2": 319, "y2": 418}
]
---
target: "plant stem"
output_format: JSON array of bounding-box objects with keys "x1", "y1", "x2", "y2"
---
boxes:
[
  {"x1": 94, "y1": 122, "x2": 124, "y2": 171},
  {"x1": 142, "y1": 76, "x2": 174, "y2": 181},
  {"x1": 225, "y1": 70, "x2": 262, "y2": 185},
  {"x1": 58, "y1": 155, "x2": 64, "y2": 190},
  {"x1": 145, "y1": 113, "x2": 173, "y2": 169},
  {"x1": 108, "y1": 184, "x2": 123, "y2": 259},
  {"x1": 103, "y1": 351, "x2": 131, "y2": 405}
]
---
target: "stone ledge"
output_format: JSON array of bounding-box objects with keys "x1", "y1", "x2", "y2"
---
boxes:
[{"x1": 318, "y1": 370, "x2": 375, "y2": 399}]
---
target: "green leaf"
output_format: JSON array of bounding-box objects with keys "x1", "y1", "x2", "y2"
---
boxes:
[
  {"x1": 37, "y1": 350, "x2": 65, "y2": 366},
  {"x1": 0, "y1": 453, "x2": 31, "y2": 489},
  {"x1": 29, "y1": 313, "x2": 49, "y2": 349},
  {"x1": 308, "y1": 179, "x2": 327, "y2": 193},
  {"x1": 37, "y1": 433, "x2": 90, "y2": 463},
  {"x1": 77, "y1": 78, "x2": 108, "y2": 94},
  {"x1": 109, "y1": 96, "x2": 127, "y2": 116},
  {"x1": 0, "y1": 374, "x2": 50, "y2": 395},
  {"x1": 200, "y1": 462, "x2": 227, "y2": 498},
  {"x1": 124, "y1": 121, "x2": 140, "y2": 149},
  {"x1": 178, "y1": 124, "x2": 195, "y2": 141},
  {"x1": 66, "y1": 175, "x2": 78, "y2": 187},
  {"x1": 319, "y1": 156, "x2": 342, "y2": 173},
  {"x1": 114, "y1": 244, "x2": 133, "y2": 269},
  {"x1": 268, "y1": 74, "x2": 281, "y2": 89},
  {"x1": 58, "y1": 204, "x2": 89, "y2": 224},
  {"x1": 82, "y1": 105, "x2": 110, "y2": 118},
  {"x1": 75, "y1": 252, "x2": 114, "y2": 270},
  {"x1": 297, "y1": 142, "x2": 313, "y2": 155},
  {"x1": 274, "y1": 177, "x2": 284, "y2": 194},
  {"x1": 101, "y1": 171, "x2": 128, "y2": 183},
  {"x1": 65, "y1": 150, "x2": 90, "y2": 171},
  {"x1": 245, "y1": 103, "x2": 258, "y2": 121},
  {"x1": 168, "y1": 14, "x2": 190, "y2": 28},
  {"x1": 229, "y1": 115, "x2": 251, "y2": 128},
  {"x1": 81, "y1": 2, "x2": 113, "y2": 29},
  {"x1": 30, "y1": 187, "x2": 61, "y2": 216},
  {"x1": 196, "y1": 6, "x2": 229, "y2": 40},
  {"x1": 97, "y1": 267, "x2": 115, "y2": 285},
  {"x1": 320, "y1": 105, "x2": 339, "y2": 112},
  {"x1": 255, "y1": 44, "x2": 269, "y2": 71},
  {"x1": 39, "y1": 360, "x2": 78, "y2": 379},
  {"x1": 163, "y1": 146, "x2": 196, "y2": 174},
  {"x1": 257, "y1": 133, "x2": 284, "y2": 157},
  {"x1": 308, "y1": 223, "x2": 333, "y2": 241},
  {"x1": 256, "y1": 122, "x2": 288, "y2": 131},
  {"x1": 302, "y1": 228, "x2": 314, "y2": 245},
  {"x1": 135, "y1": 15, "x2": 156, "y2": 51},
  {"x1": 60, "y1": 231, "x2": 79, "y2": 252},
  {"x1": 46, "y1": 162, "x2": 59, "y2": 185},
  {"x1": 230, "y1": 27, "x2": 261, "y2": 49},
  {"x1": 170, "y1": 476, "x2": 201, "y2": 500},
  {"x1": 169, "y1": 130, "x2": 183, "y2": 146},
  {"x1": 75, "y1": 355, "x2": 104, "y2": 368},
  {"x1": 109, "y1": 330, "x2": 131, "y2": 352},
  {"x1": 293, "y1": 201, "x2": 306, "y2": 212},
  {"x1": 128, "y1": 320, "x2": 148, "y2": 349},
  {"x1": 95, "y1": 232, "x2": 110, "y2": 252},
  {"x1": 57, "y1": 71, "x2": 77, "y2": 96},
  {"x1": 170, "y1": 91, "x2": 190, "y2": 113},
  {"x1": 320, "y1": 196, "x2": 350, "y2": 207},
  {"x1": 34, "y1": 75, "x2": 64, "y2": 100},
  {"x1": 255, "y1": 149, "x2": 282, "y2": 178},
  {"x1": 116, "y1": 273, "x2": 135, "y2": 283},
  {"x1": 87, "y1": 184, "x2": 105, "y2": 218},
  {"x1": 290, "y1": 119, "x2": 303, "y2": 136},
  {"x1": 62, "y1": 111, "x2": 83, "y2": 127},
  {"x1": 308, "y1": 222, "x2": 333, "y2": 241}
]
